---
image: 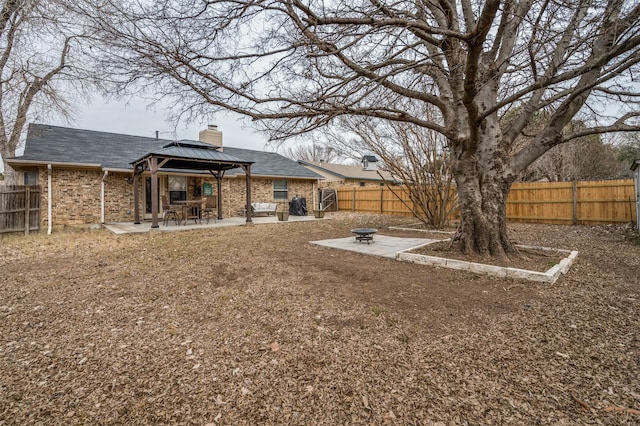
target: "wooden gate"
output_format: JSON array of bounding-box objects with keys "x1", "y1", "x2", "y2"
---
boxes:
[
  {"x1": 0, "y1": 185, "x2": 41, "y2": 234},
  {"x1": 318, "y1": 188, "x2": 337, "y2": 211}
]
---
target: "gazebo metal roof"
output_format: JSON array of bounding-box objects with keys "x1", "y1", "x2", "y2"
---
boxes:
[
  {"x1": 131, "y1": 140, "x2": 254, "y2": 171},
  {"x1": 131, "y1": 141, "x2": 255, "y2": 228}
]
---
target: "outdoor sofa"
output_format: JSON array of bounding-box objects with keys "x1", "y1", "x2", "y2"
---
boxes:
[{"x1": 251, "y1": 202, "x2": 278, "y2": 216}]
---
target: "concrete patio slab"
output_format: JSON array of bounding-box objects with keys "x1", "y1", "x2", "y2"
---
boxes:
[
  {"x1": 310, "y1": 234, "x2": 436, "y2": 258},
  {"x1": 103, "y1": 214, "x2": 321, "y2": 235},
  {"x1": 312, "y1": 234, "x2": 578, "y2": 283}
]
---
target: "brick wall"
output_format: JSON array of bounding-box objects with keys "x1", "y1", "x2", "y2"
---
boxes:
[
  {"x1": 36, "y1": 168, "x2": 316, "y2": 226},
  {"x1": 36, "y1": 168, "x2": 138, "y2": 226},
  {"x1": 224, "y1": 177, "x2": 315, "y2": 216},
  {"x1": 37, "y1": 167, "x2": 103, "y2": 226},
  {"x1": 105, "y1": 172, "x2": 137, "y2": 222}
]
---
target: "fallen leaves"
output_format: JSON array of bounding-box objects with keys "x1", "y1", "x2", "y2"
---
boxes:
[
  {"x1": 0, "y1": 218, "x2": 638, "y2": 424},
  {"x1": 603, "y1": 406, "x2": 640, "y2": 415}
]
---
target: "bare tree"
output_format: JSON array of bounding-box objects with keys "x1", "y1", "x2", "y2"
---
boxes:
[
  {"x1": 616, "y1": 132, "x2": 640, "y2": 168},
  {"x1": 511, "y1": 117, "x2": 632, "y2": 181},
  {"x1": 0, "y1": 0, "x2": 92, "y2": 184},
  {"x1": 518, "y1": 136, "x2": 631, "y2": 182},
  {"x1": 326, "y1": 118, "x2": 457, "y2": 228},
  {"x1": 83, "y1": 0, "x2": 640, "y2": 256},
  {"x1": 283, "y1": 141, "x2": 340, "y2": 163}
]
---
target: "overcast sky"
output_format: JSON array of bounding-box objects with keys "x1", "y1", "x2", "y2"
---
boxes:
[
  {"x1": 50, "y1": 96, "x2": 274, "y2": 152},
  {"x1": 0, "y1": 98, "x2": 277, "y2": 173}
]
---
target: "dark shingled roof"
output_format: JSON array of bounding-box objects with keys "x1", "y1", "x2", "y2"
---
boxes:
[{"x1": 10, "y1": 124, "x2": 322, "y2": 179}]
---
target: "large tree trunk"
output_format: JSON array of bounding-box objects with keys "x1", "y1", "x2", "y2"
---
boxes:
[
  {"x1": 454, "y1": 163, "x2": 517, "y2": 257},
  {"x1": 452, "y1": 105, "x2": 518, "y2": 258},
  {"x1": 1, "y1": 158, "x2": 18, "y2": 186}
]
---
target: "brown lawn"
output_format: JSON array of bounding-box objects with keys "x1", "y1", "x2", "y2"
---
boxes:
[{"x1": 1, "y1": 213, "x2": 639, "y2": 424}]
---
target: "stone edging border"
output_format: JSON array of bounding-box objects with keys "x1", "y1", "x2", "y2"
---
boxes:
[
  {"x1": 388, "y1": 225, "x2": 456, "y2": 235},
  {"x1": 396, "y1": 242, "x2": 578, "y2": 284}
]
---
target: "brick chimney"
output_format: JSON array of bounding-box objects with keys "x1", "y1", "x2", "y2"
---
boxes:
[{"x1": 199, "y1": 124, "x2": 223, "y2": 151}]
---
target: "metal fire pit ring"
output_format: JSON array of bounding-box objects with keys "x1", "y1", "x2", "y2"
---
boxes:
[{"x1": 351, "y1": 228, "x2": 377, "y2": 244}]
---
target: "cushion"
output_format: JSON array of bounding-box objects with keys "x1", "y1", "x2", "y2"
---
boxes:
[{"x1": 252, "y1": 203, "x2": 276, "y2": 211}]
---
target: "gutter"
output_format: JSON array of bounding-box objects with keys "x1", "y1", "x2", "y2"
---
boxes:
[
  {"x1": 47, "y1": 164, "x2": 52, "y2": 235},
  {"x1": 101, "y1": 170, "x2": 108, "y2": 223},
  {"x1": 7, "y1": 159, "x2": 102, "y2": 169},
  {"x1": 229, "y1": 173, "x2": 323, "y2": 180},
  {"x1": 103, "y1": 167, "x2": 134, "y2": 173}
]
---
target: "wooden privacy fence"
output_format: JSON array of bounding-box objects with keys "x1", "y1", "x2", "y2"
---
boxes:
[
  {"x1": 506, "y1": 179, "x2": 636, "y2": 225},
  {"x1": 0, "y1": 185, "x2": 41, "y2": 234},
  {"x1": 336, "y1": 179, "x2": 637, "y2": 225},
  {"x1": 337, "y1": 186, "x2": 416, "y2": 217}
]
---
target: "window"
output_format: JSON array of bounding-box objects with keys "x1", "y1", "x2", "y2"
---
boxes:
[
  {"x1": 168, "y1": 176, "x2": 187, "y2": 203},
  {"x1": 273, "y1": 179, "x2": 288, "y2": 200},
  {"x1": 24, "y1": 171, "x2": 38, "y2": 186},
  {"x1": 359, "y1": 182, "x2": 365, "y2": 187}
]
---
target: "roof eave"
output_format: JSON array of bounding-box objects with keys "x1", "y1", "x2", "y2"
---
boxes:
[
  {"x1": 6, "y1": 159, "x2": 103, "y2": 169},
  {"x1": 103, "y1": 167, "x2": 133, "y2": 173},
  {"x1": 230, "y1": 172, "x2": 323, "y2": 180},
  {"x1": 349, "y1": 177, "x2": 393, "y2": 182},
  {"x1": 298, "y1": 163, "x2": 348, "y2": 179}
]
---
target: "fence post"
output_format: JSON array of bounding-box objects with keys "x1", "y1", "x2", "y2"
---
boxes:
[
  {"x1": 352, "y1": 187, "x2": 355, "y2": 212},
  {"x1": 572, "y1": 180, "x2": 577, "y2": 225},
  {"x1": 24, "y1": 187, "x2": 30, "y2": 235},
  {"x1": 380, "y1": 187, "x2": 384, "y2": 214}
]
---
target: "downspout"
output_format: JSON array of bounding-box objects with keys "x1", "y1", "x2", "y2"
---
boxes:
[
  {"x1": 47, "y1": 164, "x2": 52, "y2": 235},
  {"x1": 101, "y1": 170, "x2": 108, "y2": 223},
  {"x1": 313, "y1": 180, "x2": 319, "y2": 210}
]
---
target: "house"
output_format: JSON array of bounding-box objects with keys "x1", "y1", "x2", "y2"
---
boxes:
[
  {"x1": 298, "y1": 156, "x2": 398, "y2": 188},
  {"x1": 6, "y1": 123, "x2": 322, "y2": 228}
]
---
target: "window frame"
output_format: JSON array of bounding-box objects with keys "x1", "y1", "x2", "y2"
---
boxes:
[
  {"x1": 168, "y1": 175, "x2": 187, "y2": 204},
  {"x1": 273, "y1": 179, "x2": 289, "y2": 201},
  {"x1": 23, "y1": 171, "x2": 38, "y2": 186}
]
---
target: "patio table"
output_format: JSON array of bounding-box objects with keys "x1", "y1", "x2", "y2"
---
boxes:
[{"x1": 175, "y1": 199, "x2": 203, "y2": 225}]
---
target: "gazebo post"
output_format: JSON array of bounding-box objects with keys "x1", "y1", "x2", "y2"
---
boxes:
[
  {"x1": 150, "y1": 157, "x2": 159, "y2": 229},
  {"x1": 133, "y1": 166, "x2": 140, "y2": 224},
  {"x1": 215, "y1": 171, "x2": 224, "y2": 220},
  {"x1": 244, "y1": 164, "x2": 252, "y2": 223}
]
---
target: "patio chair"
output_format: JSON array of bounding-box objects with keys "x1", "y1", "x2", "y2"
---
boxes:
[
  {"x1": 161, "y1": 195, "x2": 180, "y2": 226},
  {"x1": 201, "y1": 195, "x2": 216, "y2": 224}
]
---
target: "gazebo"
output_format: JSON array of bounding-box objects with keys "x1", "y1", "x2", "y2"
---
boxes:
[{"x1": 131, "y1": 140, "x2": 254, "y2": 228}]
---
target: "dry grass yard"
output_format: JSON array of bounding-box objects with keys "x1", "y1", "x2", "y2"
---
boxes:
[{"x1": 1, "y1": 213, "x2": 639, "y2": 425}]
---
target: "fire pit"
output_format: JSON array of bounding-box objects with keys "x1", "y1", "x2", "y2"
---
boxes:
[{"x1": 351, "y1": 228, "x2": 377, "y2": 244}]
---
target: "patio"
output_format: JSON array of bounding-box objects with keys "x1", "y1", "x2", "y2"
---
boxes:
[{"x1": 103, "y1": 214, "x2": 321, "y2": 234}]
